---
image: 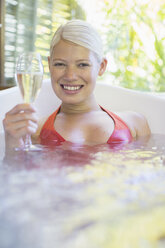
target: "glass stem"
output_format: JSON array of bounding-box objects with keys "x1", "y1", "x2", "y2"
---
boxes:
[{"x1": 24, "y1": 134, "x2": 32, "y2": 150}]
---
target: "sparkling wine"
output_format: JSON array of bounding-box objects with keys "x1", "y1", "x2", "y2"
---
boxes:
[{"x1": 17, "y1": 73, "x2": 43, "y2": 103}]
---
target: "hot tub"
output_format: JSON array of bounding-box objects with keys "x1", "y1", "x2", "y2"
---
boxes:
[{"x1": 0, "y1": 81, "x2": 165, "y2": 248}]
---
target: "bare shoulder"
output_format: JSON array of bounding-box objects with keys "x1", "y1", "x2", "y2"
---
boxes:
[{"x1": 116, "y1": 111, "x2": 151, "y2": 138}]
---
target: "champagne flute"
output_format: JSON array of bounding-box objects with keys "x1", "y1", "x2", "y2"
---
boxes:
[{"x1": 15, "y1": 52, "x2": 44, "y2": 151}]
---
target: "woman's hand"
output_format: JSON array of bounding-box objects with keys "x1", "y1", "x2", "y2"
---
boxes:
[{"x1": 3, "y1": 104, "x2": 38, "y2": 150}]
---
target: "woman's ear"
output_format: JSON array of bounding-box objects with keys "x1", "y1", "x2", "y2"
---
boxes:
[{"x1": 98, "y1": 57, "x2": 107, "y2": 76}]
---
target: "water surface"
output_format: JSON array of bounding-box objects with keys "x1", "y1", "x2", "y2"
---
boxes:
[{"x1": 0, "y1": 134, "x2": 165, "y2": 248}]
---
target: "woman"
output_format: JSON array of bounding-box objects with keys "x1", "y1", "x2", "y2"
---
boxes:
[{"x1": 3, "y1": 19, "x2": 150, "y2": 149}]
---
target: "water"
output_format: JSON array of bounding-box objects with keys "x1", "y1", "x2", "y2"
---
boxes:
[{"x1": 0, "y1": 134, "x2": 165, "y2": 248}]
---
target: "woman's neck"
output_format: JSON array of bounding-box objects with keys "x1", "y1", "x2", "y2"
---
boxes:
[{"x1": 60, "y1": 96, "x2": 100, "y2": 115}]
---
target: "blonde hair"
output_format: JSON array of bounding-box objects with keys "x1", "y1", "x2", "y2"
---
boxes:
[{"x1": 50, "y1": 19, "x2": 103, "y2": 63}]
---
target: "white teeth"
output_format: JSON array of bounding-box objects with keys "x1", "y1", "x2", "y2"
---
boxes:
[{"x1": 63, "y1": 85, "x2": 81, "y2": 91}]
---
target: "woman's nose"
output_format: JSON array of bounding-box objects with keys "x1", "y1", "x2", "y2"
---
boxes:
[{"x1": 64, "y1": 66, "x2": 78, "y2": 81}]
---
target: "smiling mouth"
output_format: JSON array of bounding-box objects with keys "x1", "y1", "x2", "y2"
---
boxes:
[{"x1": 60, "y1": 84, "x2": 84, "y2": 91}]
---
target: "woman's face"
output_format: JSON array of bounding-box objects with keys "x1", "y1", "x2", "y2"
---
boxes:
[{"x1": 48, "y1": 39, "x2": 106, "y2": 105}]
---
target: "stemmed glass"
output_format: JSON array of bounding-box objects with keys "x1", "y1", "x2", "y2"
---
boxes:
[{"x1": 15, "y1": 52, "x2": 44, "y2": 151}]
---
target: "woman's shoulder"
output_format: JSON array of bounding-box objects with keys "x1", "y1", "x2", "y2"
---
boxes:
[{"x1": 115, "y1": 111, "x2": 151, "y2": 138}]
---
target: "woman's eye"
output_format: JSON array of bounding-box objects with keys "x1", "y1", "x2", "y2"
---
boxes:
[
  {"x1": 54, "y1": 62, "x2": 66, "y2": 67},
  {"x1": 78, "y1": 63, "x2": 90, "y2": 67}
]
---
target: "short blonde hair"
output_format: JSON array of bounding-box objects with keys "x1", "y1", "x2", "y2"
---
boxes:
[{"x1": 50, "y1": 19, "x2": 103, "y2": 63}]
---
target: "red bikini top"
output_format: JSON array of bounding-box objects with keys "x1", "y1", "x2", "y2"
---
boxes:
[{"x1": 40, "y1": 106, "x2": 132, "y2": 146}]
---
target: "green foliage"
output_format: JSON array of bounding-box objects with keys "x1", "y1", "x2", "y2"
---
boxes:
[
  {"x1": 5, "y1": 0, "x2": 165, "y2": 92},
  {"x1": 102, "y1": 0, "x2": 165, "y2": 92}
]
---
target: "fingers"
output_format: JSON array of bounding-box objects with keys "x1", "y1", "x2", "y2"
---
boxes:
[
  {"x1": 4, "y1": 120, "x2": 38, "y2": 138},
  {"x1": 6, "y1": 103, "x2": 37, "y2": 115},
  {"x1": 6, "y1": 111, "x2": 38, "y2": 124},
  {"x1": 3, "y1": 103, "x2": 39, "y2": 139}
]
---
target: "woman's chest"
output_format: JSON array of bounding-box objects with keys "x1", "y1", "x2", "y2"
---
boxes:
[{"x1": 54, "y1": 112, "x2": 115, "y2": 145}]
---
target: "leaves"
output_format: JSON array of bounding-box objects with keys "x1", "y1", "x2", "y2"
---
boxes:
[{"x1": 101, "y1": 0, "x2": 165, "y2": 92}]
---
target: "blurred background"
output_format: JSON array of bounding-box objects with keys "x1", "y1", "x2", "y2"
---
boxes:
[{"x1": 0, "y1": 0, "x2": 165, "y2": 92}]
